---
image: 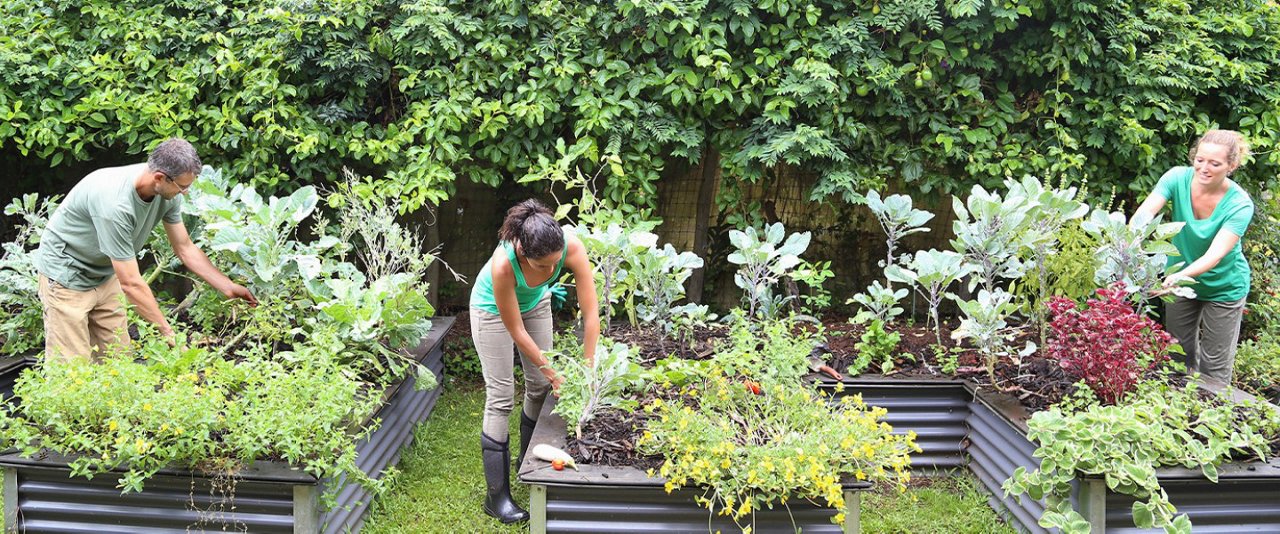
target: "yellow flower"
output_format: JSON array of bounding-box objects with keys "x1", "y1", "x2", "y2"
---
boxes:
[
  {"x1": 160, "y1": 423, "x2": 169, "y2": 432},
  {"x1": 109, "y1": 369, "x2": 119, "y2": 377},
  {"x1": 736, "y1": 500, "x2": 751, "y2": 517},
  {"x1": 834, "y1": 512, "x2": 846, "y2": 524},
  {"x1": 108, "y1": 421, "x2": 118, "y2": 432},
  {"x1": 175, "y1": 427, "x2": 184, "y2": 435},
  {"x1": 142, "y1": 403, "x2": 153, "y2": 412}
]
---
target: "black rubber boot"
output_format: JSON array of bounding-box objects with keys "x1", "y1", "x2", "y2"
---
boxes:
[
  {"x1": 481, "y1": 433, "x2": 529, "y2": 523},
  {"x1": 515, "y1": 412, "x2": 537, "y2": 470}
]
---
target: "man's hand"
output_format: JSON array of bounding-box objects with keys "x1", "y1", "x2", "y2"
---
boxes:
[{"x1": 223, "y1": 283, "x2": 258, "y2": 306}]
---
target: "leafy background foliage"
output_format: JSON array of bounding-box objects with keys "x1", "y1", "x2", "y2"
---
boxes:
[{"x1": 3, "y1": 0, "x2": 1278, "y2": 215}]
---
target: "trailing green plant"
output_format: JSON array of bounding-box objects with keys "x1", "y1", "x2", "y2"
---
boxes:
[
  {"x1": 1081, "y1": 209, "x2": 1193, "y2": 308},
  {"x1": 711, "y1": 312, "x2": 818, "y2": 386},
  {"x1": 727, "y1": 222, "x2": 811, "y2": 319},
  {"x1": 638, "y1": 376, "x2": 919, "y2": 531},
  {"x1": 548, "y1": 337, "x2": 641, "y2": 440},
  {"x1": 887, "y1": 249, "x2": 971, "y2": 345},
  {"x1": 864, "y1": 190, "x2": 934, "y2": 279},
  {"x1": 950, "y1": 289, "x2": 1034, "y2": 384},
  {"x1": 848, "y1": 280, "x2": 907, "y2": 325},
  {"x1": 0, "y1": 194, "x2": 58, "y2": 354},
  {"x1": 951, "y1": 184, "x2": 1036, "y2": 293},
  {"x1": 1003, "y1": 379, "x2": 1280, "y2": 534},
  {"x1": 852, "y1": 320, "x2": 903, "y2": 375}
]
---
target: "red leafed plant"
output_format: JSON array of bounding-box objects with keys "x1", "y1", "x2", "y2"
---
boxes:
[{"x1": 1045, "y1": 285, "x2": 1175, "y2": 404}]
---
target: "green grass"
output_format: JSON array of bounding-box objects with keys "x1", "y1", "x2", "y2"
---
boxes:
[
  {"x1": 362, "y1": 379, "x2": 527, "y2": 534},
  {"x1": 862, "y1": 474, "x2": 1017, "y2": 534},
  {"x1": 363, "y1": 379, "x2": 1017, "y2": 533}
]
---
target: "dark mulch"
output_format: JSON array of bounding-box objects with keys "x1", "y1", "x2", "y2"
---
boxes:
[{"x1": 564, "y1": 404, "x2": 665, "y2": 472}]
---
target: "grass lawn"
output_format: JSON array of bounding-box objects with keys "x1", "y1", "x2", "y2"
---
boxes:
[{"x1": 362, "y1": 378, "x2": 1017, "y2": 533}]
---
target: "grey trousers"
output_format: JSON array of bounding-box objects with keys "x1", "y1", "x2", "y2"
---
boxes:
[
  {"x1": 471, "y1": 296, "x2": 553, "y2": 442},
  {"x1": 1164, "y1": 296, "x2": 1245, "y2": 382}
]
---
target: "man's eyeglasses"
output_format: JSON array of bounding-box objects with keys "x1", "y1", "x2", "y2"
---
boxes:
[{"x1": 161, "y1": 173, "x2": 192, "y2": 193}]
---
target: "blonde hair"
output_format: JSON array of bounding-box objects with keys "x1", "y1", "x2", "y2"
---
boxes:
[{"x1": 1188, "y1": 129, "x2": 1251, "y2": 169}]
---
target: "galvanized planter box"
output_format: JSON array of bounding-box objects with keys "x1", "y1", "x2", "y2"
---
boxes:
[
  {"x1": 825, "y1": 375, "x2": 1280, "y2": 533},
  {"x1": 0, "y1": 315, "x2": 454, "y2": 534},
  {"x1": 518, "y1": 397, "x2": 870, "y2": 534}
]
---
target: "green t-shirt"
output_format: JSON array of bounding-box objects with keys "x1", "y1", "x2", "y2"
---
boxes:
[
  {"x1": 1153, "y1": 166, "x2": 1254, "y2": 301},
  {"x1": 34, "y1": 164, "x2": 183, "y2": 290},
  {"x1": 470, "y1": 239, "x2": 567, "y2": 314}
]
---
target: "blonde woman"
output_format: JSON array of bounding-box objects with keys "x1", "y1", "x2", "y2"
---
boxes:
[{"x1": 1135, "y1": 130, "x2": 1255, "y2": 381}]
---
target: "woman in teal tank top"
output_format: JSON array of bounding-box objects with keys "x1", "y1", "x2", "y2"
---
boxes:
[
  {"x1": 468, "y1": 199, "x2": 600, "y2": 524},
  {"x1": 1135, "y1": 130, "x2": 1255, "y2": 381}
]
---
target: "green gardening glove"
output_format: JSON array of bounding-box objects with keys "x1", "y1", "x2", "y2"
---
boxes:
[{"x1": 549, "y1": 283, "x2": 568, "y2": 311}]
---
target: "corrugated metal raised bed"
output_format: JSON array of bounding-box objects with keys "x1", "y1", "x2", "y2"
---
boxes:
[
  {"x1": 518, "y1": 396, "x2": 870, "y2": 534},
  {"x1": 0, "y1": 315, "x2": 454, "y2": 534},
  {"x1": 969, "y1": 385, "x2": 1280, "y2": 534},
  {"x1": 830, "y1": 376, "x2": 1280, "y2": 533},
  {"x1": 812, "y1": 376, "x2": 971, "y2": 472}
]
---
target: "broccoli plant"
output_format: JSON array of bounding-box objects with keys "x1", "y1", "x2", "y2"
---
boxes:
[
  {"x1": 622, "y1": 243, "x2": 703, "y2": 333},
  {"x1": 950, "y1": 289, "x2": 1035, "y2": 384},
  {"x1": 0, "y1": 194, "x2": 59, "y2": 354},
  {"x1": 887, "y1": 249, "x2": 972, "y2": 345},
  {"x1": 550, "y1": 338, "x2": 641, "y2": 439},
  {"x1": 1080, "y1": 209, "x2": 1192, "y2": 309},
  {"x1": 864, "y1": 189, "x2": 934, "y2": 280},
  {"x1": 848, "y1": 280, "x2": 908, "y2": 325},
  {"x1": 727, "y1": 222, "x2": 811, "y2": 319},
  {"x1": 578, "y1": 223, "x2": 659, "y2": 332},
  {"x1": 1005, "y1": 176, "x2": 1089, "y2": 347},
  {"x1": 951, "y1": 184, "x2": 1037, "y2": 293}
]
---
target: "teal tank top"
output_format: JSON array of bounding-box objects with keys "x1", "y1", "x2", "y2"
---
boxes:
[{"x1": 470, "y1": 240, "x2": 567, "y2": 314}]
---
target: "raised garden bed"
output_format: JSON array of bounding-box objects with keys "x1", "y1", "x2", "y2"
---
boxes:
[
  {"x1": 817, "y1": 375, "x2": 1280, "y2": 533},
  {"x1": 519, "y1": 395, "x2": 871, "y2": 534},
  {"x1": 0, "y1": 315, "x2": 453, "y2": 534}
]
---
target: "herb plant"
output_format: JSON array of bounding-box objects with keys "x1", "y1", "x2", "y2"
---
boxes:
[
  {"x1": 852, "y1": 320, "x2": 903, "y2": 375},
  {"x1": 848, "y1": 280, "x2": 907, "y2": 325}
]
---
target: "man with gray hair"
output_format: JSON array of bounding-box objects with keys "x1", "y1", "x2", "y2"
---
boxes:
[{"x1": 33, "y1": 138, "x2": 257, "y2": 362}]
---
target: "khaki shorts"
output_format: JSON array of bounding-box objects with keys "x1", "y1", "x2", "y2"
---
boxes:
[{"x1": 38, "y1": 274, "x2": 130, "y2": 363}]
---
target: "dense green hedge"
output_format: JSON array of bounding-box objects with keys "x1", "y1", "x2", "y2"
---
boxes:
[{"x1": 3, "y1": 0, "x2": 1278, "y2": 212}]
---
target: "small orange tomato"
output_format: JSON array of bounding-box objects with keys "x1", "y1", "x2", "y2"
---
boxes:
[
  {"x1": 744, "y1": 380, "x2": 762, "y2": 395},
  {"x1": 552, "y1": 459, "x2": 566, "y2": 471}
]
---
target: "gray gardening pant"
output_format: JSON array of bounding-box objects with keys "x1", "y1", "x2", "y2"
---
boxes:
[
  {"x1": 471, "y1": 296, "x2": 554, "y2": 442},
  {"x1": 1163, "y1": 296, "x2": 1246, "y2": 382}
]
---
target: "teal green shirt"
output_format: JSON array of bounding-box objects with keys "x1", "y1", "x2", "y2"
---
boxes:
[
  {"x1": 1153, "y1": 166, "x2": 1254, "y2": 302},
  {"x1": 470, "y1": 240, "x2": 567, "y2": 314},
  {"x1": 33, "y1": 164, "x2": 183, "y2": 290}
]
